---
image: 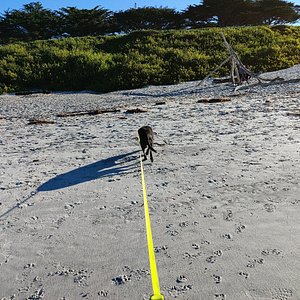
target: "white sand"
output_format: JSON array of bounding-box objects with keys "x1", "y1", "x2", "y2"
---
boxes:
[{"x1": 0, "y1": 65, "x2": 300, "y2": 300}]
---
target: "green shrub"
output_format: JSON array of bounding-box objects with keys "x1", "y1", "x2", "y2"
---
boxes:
[{"x1": 0, "y1": 26, "x2": 299, "y2": 94}]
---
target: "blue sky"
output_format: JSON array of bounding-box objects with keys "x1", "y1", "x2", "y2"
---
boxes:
[
  {"x1": 0, "y1": 1, "x2": 202, "y2": 13},
  {"x1": 1, "y1": 0, "x2": 298, "y2": 14}
]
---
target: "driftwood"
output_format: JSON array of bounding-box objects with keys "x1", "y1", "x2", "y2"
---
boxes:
[
  {"x1": 200, "y1": 32, "x2": 283, "y2": 86},
  {"x1": 28, "y1": 119, "x2": 55, "y2": 125},
  {"x1": 56, "y1": 108, "x2": 120, "y2": 117},
  {"x1": 212, "y1": 77, "x2": 233, "y2": 84},
  {"x1": 221, "y1": 32, "x2": 260, "y2": 85},
  {"x1": 16, "y1": 90, "x2": 51, "y2": 96},
  {"x1": 200, "y1": 56, "x2": 231, "y2": 85},
  {"x1": 154, "y1": 101, "x2": 166, "y2": 106},
  {"x1": 197, "y1": 97, "x2": 231, "y2": 103},
  {"x1": 125, "y1": 108, "x2": 147, "y2": 114},
  {"x1": 287, "y1": 110, "x2": 300, "y2": 117},
  {"x1": 288, "y1": 90, "x2": 300, "y2": 95}
]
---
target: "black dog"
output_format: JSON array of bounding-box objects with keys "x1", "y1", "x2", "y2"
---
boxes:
[{"x1": 138, "y1": 126, "x2": 157, "y2": 162}]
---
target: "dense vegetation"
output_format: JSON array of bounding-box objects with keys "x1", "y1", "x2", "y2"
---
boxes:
[
  {"x1": 0, "y1": 26, "x2": 300, "y2": 94},
  {"x1": 0, "y1": 1, "x2": 299, "y2": 43}
]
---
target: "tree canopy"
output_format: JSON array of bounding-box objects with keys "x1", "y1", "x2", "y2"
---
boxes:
[
  {"x1": 0, "y1": 2, "x2": 59, "y2": 42},
  {"x1": 0, "y1": 1, "x2": 299, "y2": 43},
  {"x1": 57, "y1": 6, "x2": 112, "y2": 37},
  {"x1": 184, "y1": 0, "x2": 299, "y2": 26},
  {"x1": 112, "y1": 7, "x2": 181, "y2": 33}
]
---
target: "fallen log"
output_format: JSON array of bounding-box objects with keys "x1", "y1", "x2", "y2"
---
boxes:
[
  {"x1": 56, "y1": 108, "x2": 120, "y2": 117},
  {"x1": 125, "y1": 108, "x2": 147, "y2": 114},
  {"x1": 197, "y1": 97, "x2": 231, "y2": 103},
  {"x1": 212, "y1": 77, "x2": 233, "y2": 84},
  {"x1": 15, "y1": 90, "x2": 51, "y2": 96},
  {"x1": 287, "y1": 110, "x2": 300, "y2": 117},
  {"x1": 154, "y1": 101, "x2": 166, "y2": 106},
  {"x1": 28, "y1": 119, "x2": 55, "y2": 125}
]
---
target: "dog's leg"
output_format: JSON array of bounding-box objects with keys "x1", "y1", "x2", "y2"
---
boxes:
[
  {"x1": 150, "y1": 150, "x2": 154, "y2": 162},
  {"x1": 141, "y1": 145, "x2": 147, "y2": 161},
  {"x1": 149, "y1": 145, "x2": 157, "y2": 153},
  {"x1": 142, "y1": 148, "x2": 147, "y2": 161}
]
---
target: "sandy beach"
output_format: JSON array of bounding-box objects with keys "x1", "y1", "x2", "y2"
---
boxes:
[{"x1": 0, "y1": 65, "x2": 300, "y2": 300}]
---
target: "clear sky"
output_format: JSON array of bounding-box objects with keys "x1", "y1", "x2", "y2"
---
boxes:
[{"x1": 0, "y1": 0, "x2": 203, "y2": 13}]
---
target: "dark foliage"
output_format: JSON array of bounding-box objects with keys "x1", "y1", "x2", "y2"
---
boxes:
[
  {"x1": 184, "y1": 0, "x2": 299, "y2": 27},
  {"x1": 0, "y1": 1, "x2": 299, "y2": 43},
  {"x1": 112, "y1": 7, "x2": 182, "y2": 33}
]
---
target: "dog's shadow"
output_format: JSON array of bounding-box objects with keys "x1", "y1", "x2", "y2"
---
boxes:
[
  {"x1": 0, "y1": 151, "x2": 139, "y2": 219},
  {"x1": 38, "y1": 150, "x2": 139, "y2": 192}
]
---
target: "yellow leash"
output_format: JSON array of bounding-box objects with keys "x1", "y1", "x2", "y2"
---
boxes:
[{"x1": 140, "y1": 153, "x2": 164, "y2": 300}]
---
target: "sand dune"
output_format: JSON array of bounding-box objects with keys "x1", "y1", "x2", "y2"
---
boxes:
[{"x1": 0, "y1": 65, "x2": 300, "y2": 299}]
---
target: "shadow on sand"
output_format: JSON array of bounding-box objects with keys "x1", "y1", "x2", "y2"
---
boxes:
[
  {"x1": 0, "y1": 151, "x2": 139, "y2": 219},
  {"x1": 38, "y1": 150, "x2": 139, "y2": 192}
]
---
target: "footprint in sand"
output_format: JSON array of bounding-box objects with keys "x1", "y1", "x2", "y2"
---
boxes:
[
  {"x1": 183, "y1": 252, "x2": 202, "y2": 260},
  {"x1": 235, "y1": 224, "x2": 246, "y2": 233},
  {"x1": 264, "y1": 203, "x2": 276, "y2": 212},
  {"x1": 98, "y1": 290, "x2": 109, "y2": 297},
  {"x1": 49, "y1": 266, "x2": 91, "y2": 286},
  {"x1": 27, "y1": 288, "x2": 45, "y2": 299},
  {"x1": 223, "y1": 209, "x2": 233, "y2": 221},
  {"x1": 261, "y1": 248, "x2": 282, "y2": 256},
  {"x1": 112, "y1": 274, "x2": 131, "y2": 285},
  {"x1": 271, "y1": 287, "x2": 293, "y2": 299},
  {"x1": 179, "y1": 221, "x2": 189, "y2": 228},
  {"x1": 166, "y1": 284, "x2": 192, "y2": 298},
  {"x1": 215, "y1": 293, "x2": 226, "y2": 299},
  {"x1": 221, "y1": 233, "x2": 233, "y2": 240},
  {"x1": 53, "y1": 216, "x2": 68, "y2": 228},
  {"x1": 213, "y1": 274, "x2": 222, "y2": 284},
  {"x1": 247, "y1": 257, "x2": 264, "y2": 268},
  {"x1": 79, "y1": 292, "x2": 90, "y2": 298},
  {"x1": 206, "y1": 255, "x2": 217, "y2": 263},
  {"x1": 167, "y1": 229, "x2": 179, "y2": 236},
  {"x1": 22, "y1": 263, "x2": 36, "y2": 280},
  {"x1": 176, "y1": 275, "x2": 188, "y2": 283},
  {"x1": 24, "y1": 263, "x2": 35, "y2": 269},
  {"x1": 121, "y1": 265, "x2": 150, "y2": 281},
  {"x1": 239, "y1": 271, "x2": 249, "y2": 279},
  {"x1": 192, "y1": 243, "x2": 200, "y2": 250},
  {"x1": 154, "y1": 245, "x2": 168, "y2": 253},
  {"x1": 201, "y1": 239, "x2": 211, "y2": 245},
  {"x1": 64, "y1": 204, "x2": 75, "y2": 210},
  {"x1": 213, "y1": 250, "x2": 223, "y2": 256}
]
